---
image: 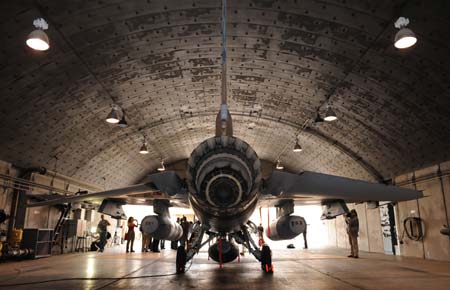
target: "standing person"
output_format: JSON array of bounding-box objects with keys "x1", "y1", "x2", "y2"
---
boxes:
[
  {"x1": 345, "y1": 209, "x2": 359, "y2": 258},
  {"x1": 301, "y1": 217, "x2": 308, "y2": 249},
  {"x1": 151, "y1": 238, "x2": 160, "y2": 252},
  {"x1": 140, "y1": 223, "x2": 152, "y2": 252},
  {"x1": 126, "y1": 217, "x2": 137, "y2": 253},
  {"x1": 97, "y1": 214, "x2": 110, "y2": 252},
  {"x1": 180, "y1": 216, "x2": 190, "y2": 249},
  {"x1": 171, "y1": 217, "x2": 180, "y2": 250}
]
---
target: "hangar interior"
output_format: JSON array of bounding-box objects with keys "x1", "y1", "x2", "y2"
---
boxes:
[{"x1": 0, "y1": 0, "x2": 449, "y2": 289}]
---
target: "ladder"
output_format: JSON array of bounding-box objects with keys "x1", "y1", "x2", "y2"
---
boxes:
[{"x1": 53, "y1": 204, "x2": 71, "y2": 246}]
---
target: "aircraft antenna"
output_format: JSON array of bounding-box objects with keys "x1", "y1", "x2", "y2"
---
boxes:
[
  {"x1": 221, "y1": 0, "x2": 227, "y2": 105},
  {"x1": 215, "y1": 0, "x2": 233, "y2": 136}
]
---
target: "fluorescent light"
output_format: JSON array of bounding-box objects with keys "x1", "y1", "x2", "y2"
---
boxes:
[
  {"x1": 139, "y1": 142, "x2": 149, "y2": 154},
  {"x1": 26, "y1": 30, "x2": 50, "y2": 51},
  {"x1": 157, "y1": 160, "x2": 165, "y2": 171},
  {"x1": 26, "y1": 18, "x2": 50, "y2": 51},
  {"x1": 394, "y1": 17, "x2": 417, "y2": 49},
  {"x1": 324, "y1": 106, "x2": 337, "y2": 122},
  {"x1": 106, "y1": 108, "x2": 120, "y2": 124},
  {"x1": 293, "y1": 141, "x2": 302, "y2": 152},
  {"x1": 276, "y1": 160, "x2": 284, "y2": 170},
  {"x1": 394, "y1": 28, "x2": 417, "y2": 49}
]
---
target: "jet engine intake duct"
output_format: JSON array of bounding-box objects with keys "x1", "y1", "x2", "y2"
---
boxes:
[
  {"x1": 187, "y1": 136, "x2": 261, "y2": 210},
  {"x1": 141, "y1": 215, "x2": 183, "y2": 241},
  {"x1": 208, "y1": 240, "x2": 239, "y2": 263},
  {"x1": 266, "y1": 215, "x2": 306, "y2": 241}
]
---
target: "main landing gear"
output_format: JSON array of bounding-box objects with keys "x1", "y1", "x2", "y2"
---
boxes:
[
  {"x1": 232, "y1": 221, "x2": 274, "y2": 274},
  {"x1": 176, "y1": 246, "x2": 187, "y2": 274},
  {"x1": 175, "y1": 221, "x2": 274, "y2": 274},
  {"x1": 260, "y1": 244, "x2": 274, "y2": 274}
]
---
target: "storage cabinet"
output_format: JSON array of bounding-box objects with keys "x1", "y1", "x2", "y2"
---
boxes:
[{"x1": 21, "y1": 228, "x2": 54, "y2": 258}]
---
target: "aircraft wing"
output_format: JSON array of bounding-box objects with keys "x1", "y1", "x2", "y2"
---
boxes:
[
  {"x1": 26, "y1": 171, "x2": 188, "y2": 208},
  {"x1": 260, "y1": 170, "x2": 422, "y2": 205}
]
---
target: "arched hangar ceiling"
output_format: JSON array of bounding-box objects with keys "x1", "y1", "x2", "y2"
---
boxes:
[{"x1": 0, "y1": 0, "x2": 449, "y2": 188}]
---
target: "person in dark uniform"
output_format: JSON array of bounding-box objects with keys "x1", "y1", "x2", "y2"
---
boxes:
[
  {"x1": 180, "y1": 216, "x2": 190, "y2": 249},
  {"x1": 171, "y1": 217, "x2": 180, "y2": 250},
  {"x1": 345, "y1": 209, "x2": 359, "y2": 258},
  {"x1": 301, "y1": 217, "x2": 308, "y2": 249},
  {"x1": 151, "y1": 238, "x2": 160, "y2": 252},
  {"x1": 96, "y1": 215, "x2": 110, "y2": 252}
]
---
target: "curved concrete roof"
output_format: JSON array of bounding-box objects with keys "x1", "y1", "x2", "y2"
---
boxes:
[{"x1": 0, "y1": 0, "x2": 449, "y2": 188}]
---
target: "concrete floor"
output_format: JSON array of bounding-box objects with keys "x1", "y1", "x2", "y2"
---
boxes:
[{"x1": 0, "y1": 246, "x2": 449, "y2": 290}]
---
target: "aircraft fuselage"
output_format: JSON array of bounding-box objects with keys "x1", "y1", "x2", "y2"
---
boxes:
[{"x1": 186, "y1": 136, "x2": 262, "y2": 233}]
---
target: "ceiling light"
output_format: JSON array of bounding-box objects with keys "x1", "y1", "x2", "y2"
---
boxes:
[
  {"x1": 324, "y1": 106, "x2": 338, "y2": 122},
  {"x1": 157, "y1": 160, "x2": 165, "y2": 171},
  {"x1": 26, "y1": 18, "x2": 50, "y2": 51},
  {"x1": 293, "y1": 140, "x2": 302, "y2": 152},
  {"x1": 276, "y1": 160, "x2": 284, "y2": 170},
  {"x1": 139, "y1": 138, "x2": 149, "y2": 154},
  {"x1": 118, "y1": 115, "x2": 127, "y2": 128},
  {"x1": 394, "y1": 17, "x2": 417, "y2": 49},
  {"x1": 106, "y1": 106, "x2": 120, "y2": 124}
]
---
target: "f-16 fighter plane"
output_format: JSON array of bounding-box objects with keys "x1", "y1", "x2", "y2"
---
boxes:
[
  {"x1": 27, "y1": 101, "x2": 422, "y2": 274},
  {"x1": 26, "y1": 0, "x2": 422, "y2": 274}
]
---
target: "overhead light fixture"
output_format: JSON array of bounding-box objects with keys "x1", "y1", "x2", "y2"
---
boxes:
[
  {"x1": 26, "y1": 18, "x2": 50, "y2": 51},
  {"x1": 139, "y1": 137, "x2": 149, "y2": 154},
  {"x1": 157, "y1": 160, "x2": 165, "y2": 171},
  {"x1": 293, "y1": 140, "x2": 302, "y2": 152},
  {"x1": 118, "y1": 114, "x2": 127, "y2": 128},
  {"x1": 314, "y1": 113, "x2": 324, "y2": 124},
  {"x1": 324, "y1": 105, "x2": 338, "y2": 122},
  {"x1": 106, "y1": 105, "x2": 120, "y2": 124},
  {"x1": 394, "y1": 17, "x2": 417, "y2": 49},
  {"x1": 276, "y1": 160, "x2": 284, "y2": 170}
]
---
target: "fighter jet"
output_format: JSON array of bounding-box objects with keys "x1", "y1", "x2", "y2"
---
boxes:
[
  {"x1": 26, "y1": 0, "x2": 422, "y2": 273},
  {"x1": 27, "y1": 101, "x2": 423, "y2": 273}
]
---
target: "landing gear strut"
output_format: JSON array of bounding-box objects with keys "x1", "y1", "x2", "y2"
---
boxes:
[
  {"x1": 232, "y1": 221, "x2": 274, "y2": 273},
  {"x1": 176, "y1": 246, "x2": 187, "y2": 274},
  {"x1": 176, "y1": 222, "x2": 214, "y2": 274},
  {"x1": 261, "y1": 245, "x2": 273, "y2": 274}
]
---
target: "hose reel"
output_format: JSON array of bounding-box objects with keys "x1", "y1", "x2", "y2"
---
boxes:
[{"x1": 400, "y1": 217, "x2": 425, "y2": 243}]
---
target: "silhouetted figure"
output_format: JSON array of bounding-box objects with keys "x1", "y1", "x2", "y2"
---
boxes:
[
  {"x1": 180, "y1": 216, "x2": 190, "y2": 248},
  {"x1": 97, "y1": 214, "x2": 110, "y2": 252},
  {"x1": 152, "y1": 238, "x2": 160, "y2": 252},
  {"x1": 302, "y1": 219, "x2": 308, "y2": 249},
  {"x1": 345, "y1": 209, "x2": 359, "y2": 258}
]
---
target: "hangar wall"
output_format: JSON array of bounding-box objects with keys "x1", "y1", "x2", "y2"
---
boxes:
[
  {"x1": 326, "y1": 161, "x2": 450, "y2": 261},
  {"x1": 0, "y1": 160, "x2": 121, "y2": 253}
]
